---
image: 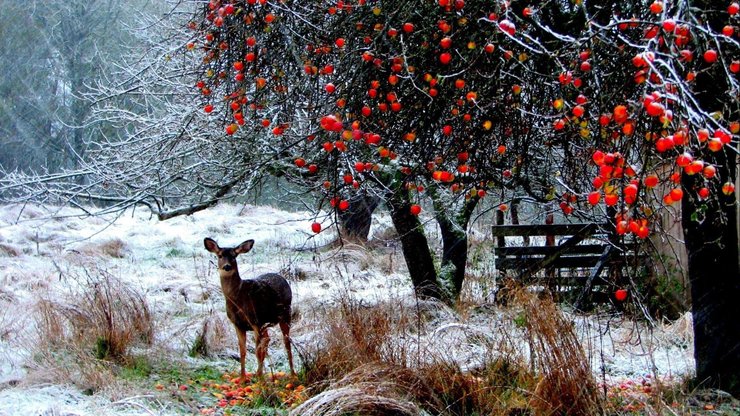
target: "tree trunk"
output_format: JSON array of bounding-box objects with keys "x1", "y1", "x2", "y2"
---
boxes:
[
  {"x1": 338, "y1": 191, "x2": 380, "y2": 241},
  {"x1": 681, "y1": 2, "x2": 740, "y2": 392},
  {"x1": 682, "y1": 182, "x2": 740, "y2": 395},
  {"x1": 436, "y1": 214, "x2": 468, "y2": 296},
  {"x1": 386, "y1": 190, "x2": 449, "y2": 302}
]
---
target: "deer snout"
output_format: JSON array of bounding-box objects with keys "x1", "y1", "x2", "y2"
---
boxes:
[{"x1": 222, "y1": 264, "x2": 233, "y2": 272}]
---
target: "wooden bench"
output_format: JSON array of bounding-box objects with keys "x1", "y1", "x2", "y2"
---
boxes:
[
  {"x1": 491, "y1": 222, "x2": 646, "y2": 307},
  {"x1": 492, "y1": 223, "x2": 614, "y2": 278}
]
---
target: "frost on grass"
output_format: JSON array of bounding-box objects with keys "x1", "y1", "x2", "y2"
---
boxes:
[{"x1": 0, "y1": 202, "x2": 698, "y2": 414}]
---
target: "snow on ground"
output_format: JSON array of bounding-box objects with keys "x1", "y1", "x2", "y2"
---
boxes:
[{"x1": 0, "y1": 202, "x2": 695, "y2": 415}]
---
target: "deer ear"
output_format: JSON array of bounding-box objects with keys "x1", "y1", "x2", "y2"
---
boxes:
[
  {"x1": 204, "y1": 238, "x2": 220, "y2": 253},
  {"x1": 235, "y1": 239, "x2": 254, "y2": 255}
]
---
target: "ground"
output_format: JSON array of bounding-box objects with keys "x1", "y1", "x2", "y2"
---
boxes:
[{"x1": 0, "y1": 203, "x2": 735, "y2": 415}]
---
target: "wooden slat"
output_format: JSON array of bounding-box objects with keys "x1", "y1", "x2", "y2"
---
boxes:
[
  {"x1": 496, "y1": 255, "x2": 615, "y2": 269},
  {"x1": 496, "y1": 244, "x2": 607, "y2": 256},
  {"x1": 490, "y1": 223, "x2": 609, "y2": 237},
  {"x1": 518, "y1": 225, "x2": 594, "y2": 280},
  {"x1": 575, "y1": 245, "x2": 614, "y2": 310}
]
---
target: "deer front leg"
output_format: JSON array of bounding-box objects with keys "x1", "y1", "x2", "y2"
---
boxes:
[
  {"x1": 235, "y1": 327, "x2": 248, "y2": 382},
  {"x1": 279, "y1": 321, "x2": 296, "y2": 377},
  {"x1": 255, "y1": 327, "x2": 270, "y2": 378}
]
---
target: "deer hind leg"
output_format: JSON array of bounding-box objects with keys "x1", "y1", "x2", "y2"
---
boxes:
[
  {"x1": 235, "y1": 327, "x2": 248, "y2": 382},
  {"x1": 279, "y1": 321, "x2": 295, "y2": 377},
  {"x1": 254, "y1": 327, "x2": 270, "y2": 378}
]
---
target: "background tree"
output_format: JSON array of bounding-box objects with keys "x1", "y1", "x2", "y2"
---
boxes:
[{"x1": 0, "y1": 0, "x2": 148, "y2": 173}]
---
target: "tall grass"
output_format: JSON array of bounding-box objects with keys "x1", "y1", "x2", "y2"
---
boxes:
[
  {"x1": 33, "y1": 266, "x2": 153, "y2": 391},
  {"x1": 294, "y1": 286, "x2": 603, "y2": 415},
  {"x1": 516, "y1": 289, "x2": 602, "y2": 415}
]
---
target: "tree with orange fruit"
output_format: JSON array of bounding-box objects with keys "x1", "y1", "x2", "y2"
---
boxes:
[
  {"x1": 183, "y1": 0, "x2": 738, "y2": 393},
  {"x1": 186, "y1": 0, "x2": 546, "y2": 300},
  {"x1": 3, "y1": 0, "x2": 736, "y2": 395}
]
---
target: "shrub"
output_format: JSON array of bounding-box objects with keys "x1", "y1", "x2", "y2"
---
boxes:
[{"x1": 33, "y1": 266, "x2": 153, "y2": 390}]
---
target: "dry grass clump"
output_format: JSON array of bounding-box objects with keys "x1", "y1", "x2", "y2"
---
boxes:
[
  {"x1": 515, "y1": 289, "x2": 602, "y2": 416},
  {"x1": 291, "y1": 384, "x2": 422, "y2": 416},
  {"x1": 189, "y1": 313, "x2": 231, "y2": 358},
  {"x1": 298, "y1": 286, "x2": 606, "y2": 415},
  {"x1": 76, "y1": 237, "x2": 129, "y2": 258},
  {"x1": 300, "y1": 292, "x2": 542, "y2": 415},
  {"x1": 33, "y1": 267, "x2": 153, "y2": 390},
  {"x1": 301, "y1": 293, "x2": 414, "y2": 387},
  {"x1": 0, "y1": 243, "x2": 21, "y2": 257}
]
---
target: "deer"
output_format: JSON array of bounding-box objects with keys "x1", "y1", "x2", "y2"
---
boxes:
[{"x1": 203, "y1": 237, "x2": 295, "y2": 381}]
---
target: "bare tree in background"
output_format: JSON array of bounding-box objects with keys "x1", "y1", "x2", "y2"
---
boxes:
[{"x1": 0, "y1": 0, "x2": 151, "y2": 173}]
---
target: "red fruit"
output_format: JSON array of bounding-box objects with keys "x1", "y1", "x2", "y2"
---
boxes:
[
  {"x1": 703, "y1": 49, "x2": 718, "y2": 63},
  {"x1": 730, "y1": 60, "x2": 740, "y2": 73},
  {"x1": 225, "y1": 124, "x2": 238, "y2": 135},
  {"x1": 588, "y1": 191, "x2": 601, "y2": 205},
  {"x1": 484, "y1": 43, "x2": 495, "y2": 53},
  {"x1": 644, "y1": 175, "x2": 659, "y2": 188},
  {"x1": 615, "y1": 289, "x2": 628, "y2": 302},
  {"x1": 439, "y1": 52, "x2": 452, "y2": 65},
  {"x1": 707, "y1": 138, "x2": 724, "y2": 152},
  {"x1": 311, "y1": 222, "x2": 321, "y2": 233},
  {"x1": 335, "y1": 38, "x2": 345, "y2": 48},
  {"x1": 204, "y1": 104, "x2": 214, "y2": 113},
  {"x1": 403, "y1": 22, "x2": 414, "y2": 33},
  {"x1": 580, "y1": 61, "x2": 591, "y2": 72},
  {"x1": 730, "y1": 2, "x2": 740, "y2": 15},
  {"x1": 592, "y1": 150, "x2": 605, "y2": 165},
  {"x1": 294, "y1": 158, "x2": 306, "y2": 168},
  {"x1": 698, "y1": 187, "x2": 710, "y2": 199},
  {"x1": 410, "y1": 204, "x2": 422, "y2": 215},
  {"x1": 723, "y1": 25, "x2": 735, "y2": 37},
  {"x1": 523, "y1": 7, "x2": 534, "y2": 17},
  {"x1": 649, "y1": 1, "x2": 663, "y2": 13},
  {"x1": 646, "y1": 102, "x2": 665, "y2": 117},
  {"x1": 624, "y1": 184, "x2": 639, "y2": 200},
  {"x1": 613, "y1": 105, "x2": 628, "y2": 123},
  {"x1": 605, "y1": 193, "x2": 619, "y2": 206},
  {"x1": 572, "y1": 105, "x2": 585, "y2": 118},
  {"x1": 498, "y1": 19, "x2": 516, "y2": 35},
  {"x1": 442, "y1": 125, "x2": 453, "y2": 136},
  {"x1": 325, "y1": 83, "x2": 336, "y2": 94},
  {"x1": 669, "y1": 188, "x2": 684, "y2": 201},
  {"x1": 338, "y1": 200, "x2": 349, "y2": 211},
  {"x1": 558, "y1": 71, "x2": 573, "y2": 85},
  {"x1": 662, "y1": 19, "x2": 676, "y2": 32},
  {"x1": 675, "y1": 152, "x2": 693, "y2": 167},
  {"x1": 723, "y1": 182, "x2": 736, "y2": 195}
]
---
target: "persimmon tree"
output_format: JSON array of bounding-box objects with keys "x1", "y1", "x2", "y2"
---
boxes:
[
  {"x1": 0, "y1": 0, "x2": 736, "y2": 394},
  {"x1": 184, "y1": 0, "x2": 572, "y2": 301},
  {"x1": 185, "y1": 0, "x2": 738, "y2": 393}
]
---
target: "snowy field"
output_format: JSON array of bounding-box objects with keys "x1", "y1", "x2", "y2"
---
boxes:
[{"x1": 0, "y1": 203, "x2": 695, "y2": 415}]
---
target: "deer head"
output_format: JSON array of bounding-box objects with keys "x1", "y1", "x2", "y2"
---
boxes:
[{"x1": 203, "y1": 237, "x2": 254, "y2": 279}]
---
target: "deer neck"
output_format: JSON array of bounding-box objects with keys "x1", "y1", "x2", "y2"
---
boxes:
[{"x1": 219, "y1": 269, "x2": 245, "y2": 299}]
